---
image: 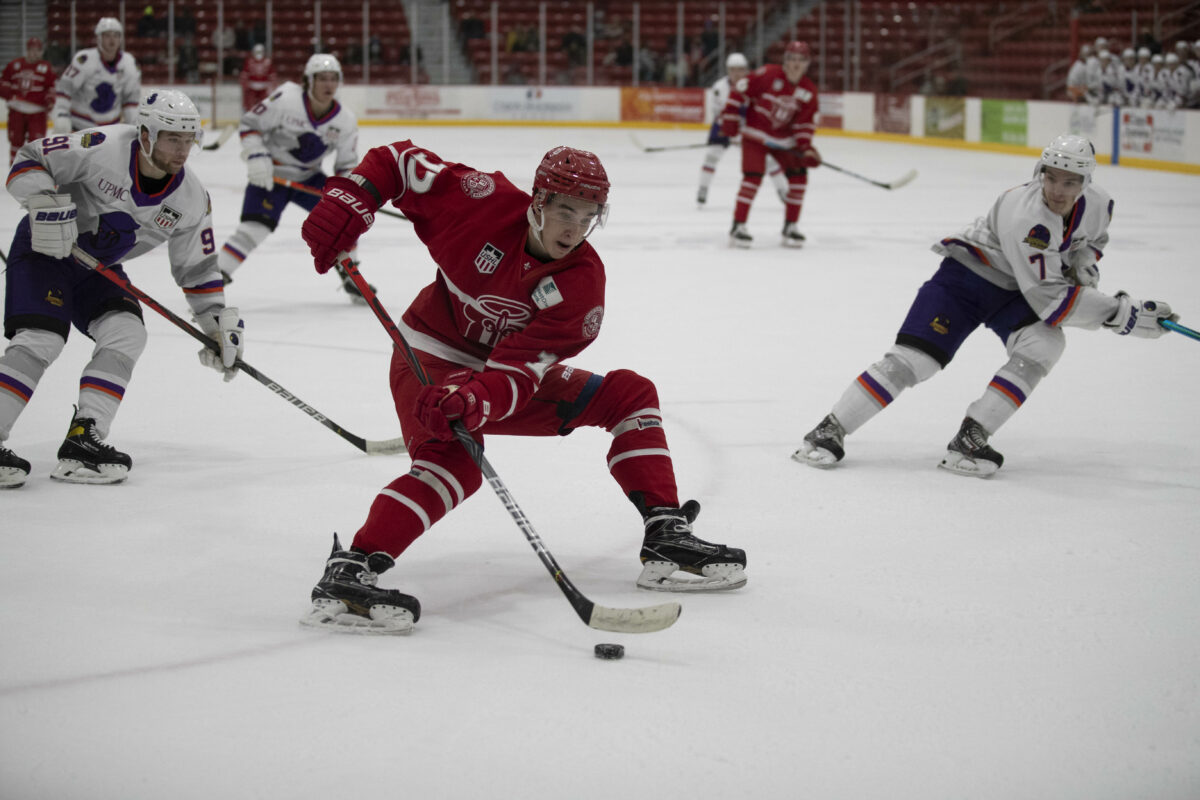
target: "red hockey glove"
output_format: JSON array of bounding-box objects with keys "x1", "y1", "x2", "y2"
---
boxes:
[
  {"x1": 300, "y1": 175, "x2": 378, "y2": 274},
  {"x1": 798, "y1": 146, "x2": 822, "y2": 168},
  {"x1": 719, "y1": 116, "x2": 741, "y2": 139},
  {"x1": 415, "y1": 380, "x2": 493, "y2": 440}
]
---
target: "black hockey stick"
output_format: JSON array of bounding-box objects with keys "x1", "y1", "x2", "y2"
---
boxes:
[
  {"x1": 336, "y1": 255, "x2": 682, "y2": 634},
  {"x1": 821, "y1": 160, "x2": 917, "y2": 190},
  {"x1": 69, "y1": 245, "x2": 406, "y2": 455},
  {"x1": 274, "y1": 177, "x2": 410, "y2": 221},
  {"x1": 628, "y1": 132, "x2": 711, "y2": 152},
  {"x1": 202, "y1": 124, "x2": 236, "y2": 151}
]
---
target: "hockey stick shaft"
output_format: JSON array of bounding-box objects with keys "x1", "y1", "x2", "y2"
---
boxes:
[
  {"x1": 336, "y1": 255, "x2": 681, "y2": 634},
  {"x1": 202, "y1": 124, "x2": 236, "y2": 151},
  {"x1": 1162, "y1": 319, "x2": 1200, "y2": 341},
  {"x1": 69, "y1": 246, "x2": 406, "y2": 455},
  {"x1": 274, "y1": 177, "x2": 409, "y2": 221},
  {"x1": 820, "y1": 160, "x2": 917, "y2": 190}
]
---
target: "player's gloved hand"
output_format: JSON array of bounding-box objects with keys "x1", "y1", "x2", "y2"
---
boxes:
[
  {"x1": 719, "y1": 118, "x2": 741, "y2": 139},
  {"x1": 763, "y1": 134, "x2": 797, "y2": 151},
  {"x1": 50, "y1": 114, "x2": 71, "y2": 135},
  {"x1": 1064, "y1": 260, "x2": 1100, "y2": 288},
  {"x1": 244, "y1": 150, "x2": 274, "y2": 190},
  {"x1": 196, "y1": 307, "x2": 245, "y2": 381},
  {"x1": 414, "y1": 379, "x2": 492, "y2": 441},
  {"x1": 1105, "y1": 291, "x2": 1176, "y2": 339},
  {"x1": 301, "y1": 175, "x2": 378, "y2": 274},
  {"x1": 27, "y1": 193, "x2": 78, "y2": 258},
  {"x1": 798, "y1": 146, "x2": 822, "y2": 168}
]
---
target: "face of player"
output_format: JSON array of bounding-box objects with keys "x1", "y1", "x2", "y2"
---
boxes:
[
  {"x1": 783, "y1": 52, "x2": 809, "y2": 83},
  {"x1": 530, "y1": 193, "x2": 606, "y2": 260},
  {"x1": 143, "y1": 130, "x2": 196, "y2": 176},
  {"x1": 26, "y1": 43, "x2": 44, "y2": 61},
  {"x1": 728, "y1": 65, "x2": 749, "y2": 83},
  {"x1": 98, "y1": 31, "x2": 122, "y2": 61},
  {"x1": 308, "y1": 72, "x2": 340, "y2": 107},
  {"x1": 1041, "y1": 166, "x2": 1085, "y2": 216}
]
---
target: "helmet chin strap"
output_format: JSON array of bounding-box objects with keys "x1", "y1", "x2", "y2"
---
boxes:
[{"x1": 527, "y1": 190, "x2": 548, "y2": 249}]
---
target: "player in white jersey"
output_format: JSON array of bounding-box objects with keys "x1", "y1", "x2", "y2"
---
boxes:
[
  {"x1": 791, "y1": 134, "x2": 1179, "y2": 478},
  {"x1": 1116, "y1": 48, "x2": 1141, "y2": 106},
  {"x1": 51, "y1": 17, "x2": 141, "y2": 133},
  {"x1": 0, "y1": 90, "x2": 242, "y2": 488},
  {"x1": 217, "y1": 53, "x2": 363, "y2": 300},
  {"x1": 696, "y1": 53, "x2": 788, "y2": 206}
]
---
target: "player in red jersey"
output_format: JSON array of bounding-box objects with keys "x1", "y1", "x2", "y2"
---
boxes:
[
  {"x1": 238, "y1": 44, "x2": 277, "y2": 112},
  {"x1": 721, "y1": 40, "x2": 821, "y2": 248},
  {"x1": 0, "y1": 38, "x2": 54, "y2": 164},
  {"x1": 295, "y1": 141, "x2": 748, "y2": 633}
]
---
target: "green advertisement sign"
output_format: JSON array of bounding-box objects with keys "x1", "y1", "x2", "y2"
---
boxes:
[{"x1": 981, "y1": 99, "x2": 1028, "y2": 145}]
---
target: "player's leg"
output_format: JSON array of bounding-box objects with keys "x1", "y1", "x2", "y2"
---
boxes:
[
  {"x1": 731, "y1": 138, "x2": 768, "y2": 247},
  {"x1": 767, "y1": 152, "x2": 789, "y2": 201},
  {"x1": 778, "y1": 152, "x2": 809, "y2": 247},
  {"x1": 697, "y1": 121, "x2": 728, "y2": 205},
  {"x1": 216, "y1": 184, "x2": 289, "y2": 283}
]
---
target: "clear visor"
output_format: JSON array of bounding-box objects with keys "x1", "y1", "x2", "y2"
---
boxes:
[{"x1": 543, "y1": 196, "x2": 609, "y2": 238}]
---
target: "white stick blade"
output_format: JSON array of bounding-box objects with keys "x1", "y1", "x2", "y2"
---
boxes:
[
  {"x1": 588, "y1": 601, "x2": 681, "y2": 633},
  {"x1": 365, "y1": 437, "x2": 408, "y2": 455},
  {"x1": 889, "y1": 169, "x2": 918, "y2": 189}
]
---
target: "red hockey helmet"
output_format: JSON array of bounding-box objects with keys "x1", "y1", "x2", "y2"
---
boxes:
[
  {"x1": 26, "y1": 37, "x2": 44, "y2": 50},
  {"x1": 534, "y1": 146, "x2": 610, "y2": 206},
  {"x1": 784, "y1": 40, "x2": 812, "y2": 60}
]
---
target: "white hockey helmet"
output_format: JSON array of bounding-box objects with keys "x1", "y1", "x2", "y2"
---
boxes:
[
  {"x1": 137, "y1": 89, "x2": 201, "y2": 155},
  {"x1": 1036, "y1": 134, "x2": 1096, "y2": 187},
  {"x1": 1137, "y1": 46, "x2": 1151, "y2": 58},
  {"x1": 726, "y1": 52, "x2": 749, "y2": 70},
  {"x1": 252, "y1": 43, "x2": 265, "y2": 59},
  {"x1": 95, "y1": 17, "x2": 123, "y2": 38},
  {"x1": 304, "y1": 53, "x2": 342, "y2": 82},
  {"x1": 1151, "y1": 53, "x2": 1164, "y2": 64},
  {"x1": 1121, "y1": 48, "x2": 1135, "y2": 60},
  {"x1": 1165, "y1": 52, "x2": 1180, "y2": 65}
]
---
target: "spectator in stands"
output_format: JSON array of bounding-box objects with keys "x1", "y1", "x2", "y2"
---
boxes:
[
  {"x1": 1136, "y1": 27, "x2": 1161, "y2": 56},
  {"x1": 460, "y1": 12, "x2": 485, "y2": 40},
  {"x1": 947, "y1": 69, "x2": 968, "y2": 96},
  {"x1": 137, "y1": 6, "x2": 161, "y2": 38},
  {"x1": 606, "y1": 35, "x2": 633, "y2": 68},
  {"x1": 176, "y1": 7, "x2": 195, "y2": 37},
  {"x1": 700, "y1": 20, "x2": 718, "y2": 58},
  {"x1": 1066, "y1": 44, "x2": 1091, "y2": 101},
  {"x1": 177, "y1": 34, "x2": 199, "y2": 83},
  {"x1": 369, "y1": 35, "x2": 383, "y2": 66},
  {"x1": 563, "y1": 26, "x2": 586, "y2": 68}
]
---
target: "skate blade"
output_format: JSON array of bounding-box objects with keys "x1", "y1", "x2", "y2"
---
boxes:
[
  {"x1": 50, "y1": 460, "x2": 129, "y2": 484},
  {"x1": 637, "y1": 561, "x2": 747, "y2": 593},
  {"x1": 729, "y1": 239, "x2": 752, "y2": 250},
  {"x1": 299, "y1": 600, "x2": 415, "y2": 635},
  {"x1": 1, "y1": 467, "x2": 29, "y2": 488},
  {"x1": 791, "y1": 445, "x2": 838, "y2": 468},
  {"x1": 781, "y1": 238, "x2": 805, "y2": 249},
  {"x1": 937, "y1": 452, "x2": 999, "y2": 478}
]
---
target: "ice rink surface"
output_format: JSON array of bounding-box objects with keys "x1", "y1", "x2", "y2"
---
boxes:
[{"x1": 2, "y1": 125, "x2": 1198, "y2": 799}]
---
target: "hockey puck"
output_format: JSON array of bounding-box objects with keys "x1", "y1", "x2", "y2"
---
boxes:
[{"x1": 594, "y1": 643, "x2": 624, "y2": 660}]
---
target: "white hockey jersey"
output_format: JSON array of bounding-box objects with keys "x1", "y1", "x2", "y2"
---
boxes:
[
  {"x1": 932, "y1": 179, "x2": 1119, "y2": 329},
  {"x1": 237, "y1": 81, "x2": 359, "y2": 182},
  {"x1": 51, "y1": 48, "x2": 140, "y2": 132},
  {"x1": 707, "y1": 75, "x2": 734, "y2": 124},
  {"x1": 7, "y1": 125, "x2": 224, "y2": 319}
]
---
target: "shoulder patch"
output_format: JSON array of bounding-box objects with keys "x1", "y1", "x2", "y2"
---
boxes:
[
  {"x1": 582, "y1": 305, "x2": 603, "y2": 339},
  {"x1": 532, "y1": 275, "x2": 563, "y2": 309},
  {"x1": 76, "y1": 53, "x2": 88, "y2": 64},
  {"x1": 80, "y1": 131, "x2": 106, "y2": 148},
  {"x1": 460, "y1": 171, "x2": 495, "y2": 199},
  {"x1": 1023, "y1": 224, "x2": 1051, "y2": 250}
]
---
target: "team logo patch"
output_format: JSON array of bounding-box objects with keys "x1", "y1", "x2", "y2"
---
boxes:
[
  {"x1": 1023, "y1": 224, "x2": 1051, "y2": 250},
  {"x1": 582, "y1": 305, "x2": 604, "y2": 339},
  {"x1": 474, "y1": 242, "x2": 504, "y2": 274},
  {"x1": 80, "y1": 131, "x2": 107, "y2": 148},
  {"x1": 154, "y1": 205, "x2": 183, "y2": 230},
  {"x1": 461, "y1": 171, "x2": 496, "y2": 199},
  {"x1": 930, "y1": 315, "x2": 950, "y2": 335},
  {"x1": 531, "y1": 275, "x2": 563, "y2": 309}
]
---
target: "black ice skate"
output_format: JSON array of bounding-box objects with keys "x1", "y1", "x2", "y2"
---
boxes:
[
  {"x1": 781, "y1": 222, "x2": 806, "y2": 248},
  {"x1": 632, "y1": 492, "x2": 747, "y2": 592},
  {"x1": 729, "y1": 221, "x2": 753, "y2": 249},
  {"x1": 1, "y1": 445, "x2": 31, "y2": 488},
  {"x1": 334, "y1": 261, "x2": 375, "y2": 305},
  {"x1": 50, "y1": 414, "x2": 131, "y2": 484},
  {"x1": 938, "y1": 416, "x2": 1004, "y2": 478},
  {"x1": 792, "y1": 413, "x2": 845, "y2": 468},
  {"x1": 300, "y1": 533, "x2": 421, "y2": 635}
]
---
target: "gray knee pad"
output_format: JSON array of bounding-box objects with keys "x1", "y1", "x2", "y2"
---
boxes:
[
  {"x1": 88, "y1": 311, "x2": 148, "y2": 371},
  {"x1": 880, "y1": 344, "x2": 940, "y2": 389},
  {"x1": 1006, "y1": 324, "x2": 1066, "y2": 379},
  {"x1": 4, "y1": 328, "x2": 67, "y2": 372}
]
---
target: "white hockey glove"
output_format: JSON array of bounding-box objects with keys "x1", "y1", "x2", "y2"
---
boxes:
[
  {"x1": 244, "y1": 150, "x2": 274, "y2": 190},
  {"x1": 27, "y1": 193, "x2": 78, "y2": 259},
  {"x1": 1105, "y1": 291, "x2": 1176, "y2": 339},
  {"x1": 197, "y1": 307, "x2": 245, "y2": 381},
  {"x1": 50, "y1": 113, "x2": 72, "y2": 135}
]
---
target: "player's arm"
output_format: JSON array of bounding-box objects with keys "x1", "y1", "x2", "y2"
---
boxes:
[
  {"x1": 331, "y1": 118, "x2": 360, "y2": 177},
  {"x1": 120, "y1": 62, "x2": 141, "y2": 124},
  {"x1": 50, "y1": 58, "x2": 85, "y2": 132}
]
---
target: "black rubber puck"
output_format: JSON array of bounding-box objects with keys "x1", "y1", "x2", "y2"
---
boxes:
[{"x1": 594, "y1": 643, "x2": 624, "y2": 660}]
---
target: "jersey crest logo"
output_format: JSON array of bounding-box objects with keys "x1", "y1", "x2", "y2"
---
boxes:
[
  {"x1": 80, "y1": 131, "x2": 107, "y2": 148},
  {"x1": 154, "y1": 205, "x2": 183, "y2": 230},
  {"x1": 929, "y1": 315, "x2": 951, "y2": 335},
  {"x1": 460, "y1": 171, "x2": 495, "y2": 199},
  {"x1": 1023, "y1": 224, "x2": 1051, "y2": 250},
  {"x1": 582, "y1": 305, "x2": 604, "y2": 339},
  {"x1": 474, "y1": 243, "x2": 504, "y2": 274}
]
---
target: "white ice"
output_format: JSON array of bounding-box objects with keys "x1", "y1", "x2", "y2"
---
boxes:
[{"x1": 2, "y1": 127, "x2": 1198, "y2": 800}]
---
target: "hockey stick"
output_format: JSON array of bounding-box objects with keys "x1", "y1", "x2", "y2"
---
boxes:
[
  {"x1": 69, "y1": 245, "x2": 407, "y2": 455},
  {"x1": 820, "y1": 160, "x2": 917, "y2": 190},
  {"x1": 202, "y1": 124, "x2": 236, "y2": 151},
  {"x1": 274, "y1": 177, "x2": 410, "y2": 221},
  {"x1": 336, "y1": 254, "x2": 682, "y2": 634},
  {"x1": 1162, "y1": 319, "x2": 1200, "y2": 341},
  {"x1": 629, "y1": 132, "x2": 711, "y2": 153}
]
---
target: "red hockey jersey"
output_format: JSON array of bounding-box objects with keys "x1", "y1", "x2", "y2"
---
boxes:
[
  {"x1": 353, "y1": 141, "x2": 607, "y2": 419},
  {"x1": 0, "y1": 57, "x2": 54, "y2": 114},
  {"x1": 722, "y1": 64, "x2": 818, "y2": 149}
]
